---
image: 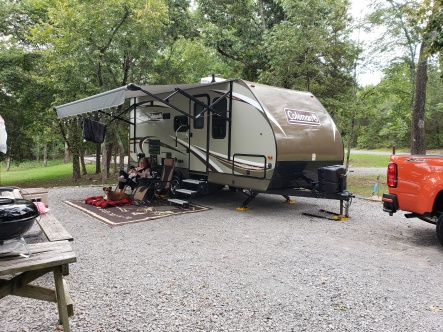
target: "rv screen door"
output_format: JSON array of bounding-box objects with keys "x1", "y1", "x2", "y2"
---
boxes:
[{"x1": 189, "y1": 95, "x2": 210, "y2": 173}]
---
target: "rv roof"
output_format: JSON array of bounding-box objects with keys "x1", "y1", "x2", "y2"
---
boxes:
[{"x1": 55, "y1": 80, "x2": 236, "y2": 119}]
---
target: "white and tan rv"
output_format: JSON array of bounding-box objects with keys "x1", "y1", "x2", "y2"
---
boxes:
[{"x1": 56, "y1": 78, "x2": 351, "y2": 211}]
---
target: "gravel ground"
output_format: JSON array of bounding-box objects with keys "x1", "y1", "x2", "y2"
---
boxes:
[{"x1": 1, "y1": 185, "x2": 443, "y2": 332}]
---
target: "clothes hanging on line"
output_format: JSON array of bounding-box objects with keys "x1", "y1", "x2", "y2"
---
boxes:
[{"x1": 82, "y1": 118, "x2": 107, "y2": 143}]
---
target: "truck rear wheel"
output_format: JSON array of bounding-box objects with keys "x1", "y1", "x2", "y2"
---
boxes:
[{"x1": 437, "y1": 214, "x2": 443, "y2": 247}]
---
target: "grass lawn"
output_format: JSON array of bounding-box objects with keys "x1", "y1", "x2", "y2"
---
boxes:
[
  {"x1": 0, "y1": 160, "x2": 102, "y2": 188},
  {"x1": 347, "y1": 174, "x2": 387, "y2": 198},
  {"x1": 0, "y1": 154, "x2": 389, "y2": 196},
  {"x1": 344, "y1": 153, "x2": 390, "y2": 168}
]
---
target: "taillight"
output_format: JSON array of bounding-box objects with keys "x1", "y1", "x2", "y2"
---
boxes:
[{"x1": 387, "y1": 162, "x2": 397, "y2": 188}]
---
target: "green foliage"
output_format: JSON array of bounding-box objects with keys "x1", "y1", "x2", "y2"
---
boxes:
[
  {"x1": 196, "y1": 0, "x2": 278, "y2": 80},
  {"x1": 1, "y1": 0, "x2": 443, "y2": 166},
  {"x1": 427, "y1": 0, "x2": 443, "y2": 53}
]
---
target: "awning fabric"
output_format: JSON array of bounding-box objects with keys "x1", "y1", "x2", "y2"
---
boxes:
[
  {"x1": 54, "y1": 82, "x2": 225, "y2": 119},
  {"x1": 55, "y1": 86, "x2": 127, "y2": 118},
  {"x1": 0, "y1": 115, "x2": 7, "y2": 154}
]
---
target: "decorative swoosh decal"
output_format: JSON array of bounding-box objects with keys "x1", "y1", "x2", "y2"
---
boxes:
[
  {"x1": 174, "y1": 138, "x2": 265, "y2": 173},
  {"x1": 137, "y1": 136, "x2": 186, "y2": 156},
  {"x1": 212, "y1": 89, "x2": 287, "y2": 137},
  {"x1": 132, "y1": 137, "x2": 266, "y2": 174}
]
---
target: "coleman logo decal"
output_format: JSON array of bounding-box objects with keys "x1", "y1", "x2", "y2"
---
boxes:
[
  {"x1": 284, "y1": 108, "x2": 321, "y2": 126},
  {"x1": 147, "y1": 112, "x2": 163, "y2": 121}
]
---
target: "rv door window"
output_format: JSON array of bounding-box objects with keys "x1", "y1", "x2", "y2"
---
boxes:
[
  {"x1": 212, "y1": 97, "x2": 227, "y2": 139},
  {"x1": 174, "y1": 116, "x2": 189, "y2": 132},
  {"x1": 193, "y1": 103, "x2": 205, "y2": 129}
]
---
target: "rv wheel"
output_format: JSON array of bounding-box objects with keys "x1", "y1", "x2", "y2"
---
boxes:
[
  {"x1": 437, "y1": 214, "x2": 443, "y2": 247},
  {"x1": 170, "y1": 175, "x2": 182, "y2": 197}
]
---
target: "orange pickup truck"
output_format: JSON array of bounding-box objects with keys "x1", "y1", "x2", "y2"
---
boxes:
[{"x1": 382, "y1": 154, "x2": 443, "y2": 247}]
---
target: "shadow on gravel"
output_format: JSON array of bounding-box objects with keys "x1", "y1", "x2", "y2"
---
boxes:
[
  {"x1": 195, "y1": 189, "x2": 345, "y2": 221},
  {"x1": 407, "y1": 226, "x2": 442, "y2": 248}
]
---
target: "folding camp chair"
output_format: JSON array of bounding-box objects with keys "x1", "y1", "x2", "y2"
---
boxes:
[
  {"x1": 154, "y1": 158, "x2": 176, "y2": 197},
  {"x1": 131, "y1": 177, "x2": 158, "y2": 205},
  {"x1": 128, "y1": 158, "x2": 176, "y2": 205}
]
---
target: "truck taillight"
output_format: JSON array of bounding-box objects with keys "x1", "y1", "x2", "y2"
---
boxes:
[{"x1": 387, "y1": 162, "x2": 398, "y2": 188}]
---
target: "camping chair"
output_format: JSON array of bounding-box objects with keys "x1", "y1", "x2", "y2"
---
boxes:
[
  {"x1": 130, "y1": 158, "x2": 176, "y2": 205},
  {"x1": 154, "y1": 158, "x2": 176, "y2": 196},
  {"x1": 131, "y1": 184, "x2": 154, "y2": 205}
]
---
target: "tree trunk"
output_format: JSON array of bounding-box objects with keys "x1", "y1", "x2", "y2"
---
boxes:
[
  {"x1": 258, "y1": 0, "x2": 267, "y2": 31},
  {"x1": 68, "y1": 122, "x2": 81, "y2": 182},
  {"x1": 117, "y1": 133, "x2": 125, "y2": 171},
  {"x1": 72, "y1": 151, "x2": 81, "y2": 182},
  {"x1": 64, "y1": 141, "x2": 70, "y2": 163},
  {"x1": 72, "y1": 145, "x2": 81, "y2": 182},
  {"x1": 106, "y1": 142, "x2": 113, "y2": 176},
  {"x1": 36, "y1": 142, "x2": 40, "y2": 162},
  {"x1": 43, "y1": 143, "x2": 48, "y2": 167},
  {"x1": 101, "y1": 140, "x2": 108, "y2": 184},
  {"x1": 80, "y1": 147, "x2": 87, "y2": 175},
  {"x1": 95, "y1": 143, "x2": 101, "y2": 174},
  {"x1": 411, "y1": 41, "x2": 428, "y2": 155},
  {"x1": 5, "y1": 155, "x2": 11, "y2": 171}
]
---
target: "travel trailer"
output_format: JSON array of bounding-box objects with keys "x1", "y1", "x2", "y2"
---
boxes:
[{"x1": 55, "y1": 78, "x2": 352, "y2": 213}]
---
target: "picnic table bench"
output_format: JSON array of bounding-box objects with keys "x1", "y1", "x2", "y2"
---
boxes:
[{"x1": 0, "y1": 208, "x2": 76, "y2": 332}]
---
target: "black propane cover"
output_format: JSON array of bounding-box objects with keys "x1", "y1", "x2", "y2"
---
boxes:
[{"x1": 318, "y1": 165, "x2": 347, "y2": 195}]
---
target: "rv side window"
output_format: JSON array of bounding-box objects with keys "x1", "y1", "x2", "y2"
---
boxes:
[
  {"x1": 174, "y1": 116, "x2": 189, "y2": 132},
  {"x1": 193, "y1": 103, "x2": 205, "y2": 129},
  {"x1": 212, "y1": 97, "x2": 227, "y2": 139}
]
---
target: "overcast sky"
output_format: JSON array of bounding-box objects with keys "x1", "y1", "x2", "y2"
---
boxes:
[{"x1": 350, "y1": 0, "x2": 383, "y2": 86}]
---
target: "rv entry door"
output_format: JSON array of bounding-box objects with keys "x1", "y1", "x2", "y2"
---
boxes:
[{"x1": 189, "y1": 95, "x2": 210, "y2": 173}]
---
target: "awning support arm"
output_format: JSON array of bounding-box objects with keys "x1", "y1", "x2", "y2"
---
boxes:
[
  {"x1": 175, "y1": 88, "x2": 231, "y2": 121},
  {"x1": 127, "y1": 84, "x2": 191, "y2": 118},
  {"x1": 100, "y1": 103, "x2": 135, "y2": 126}
]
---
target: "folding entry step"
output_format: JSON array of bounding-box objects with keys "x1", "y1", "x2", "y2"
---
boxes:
[
  {"x1": 167, "y1": 198, "x2": 190, "y2": 207},
  {"x1": 175, "y1": 188, "x2": 197, "y2": 196},
  {"x1": 182, "y1": 179, "x2": 208, "y2": 193},
  {"x1": 167, "y1": 179, "x2": 207, "y2": 207}
]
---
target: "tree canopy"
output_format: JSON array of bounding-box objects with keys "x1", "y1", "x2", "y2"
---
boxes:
[{"x1": 1, "y1": 0, "x2": 442, "y2": 178}]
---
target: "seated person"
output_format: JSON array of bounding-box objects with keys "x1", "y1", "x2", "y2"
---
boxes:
[{"x1": 118, "y1": 157, "x2": 152, "y2": 190}]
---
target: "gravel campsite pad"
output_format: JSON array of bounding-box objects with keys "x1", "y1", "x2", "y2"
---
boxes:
[{"x1": 1, "y1": 186, "x2": 442, "y2": 331}]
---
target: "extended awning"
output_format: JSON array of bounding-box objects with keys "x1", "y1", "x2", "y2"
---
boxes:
[{"x1": 54, "y1": 81, "x2": 230, "y2": 119}]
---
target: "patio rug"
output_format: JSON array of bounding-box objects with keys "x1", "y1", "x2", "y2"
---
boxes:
[{"x1": 63, "y1": 199, "x2": 210, "y2": 226}]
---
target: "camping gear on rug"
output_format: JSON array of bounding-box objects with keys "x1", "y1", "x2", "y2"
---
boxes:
[
  {"x1": 65, "y1": 198, "x2": 210, "y2": 226},
  {"x1": 85, "y1": 195, "x2": 132, "y2": 208}
]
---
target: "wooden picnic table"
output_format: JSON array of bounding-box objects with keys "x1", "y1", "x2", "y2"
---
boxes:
[{"x1": 0, "y1": 212, "x2": 76, "y2": 331}]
